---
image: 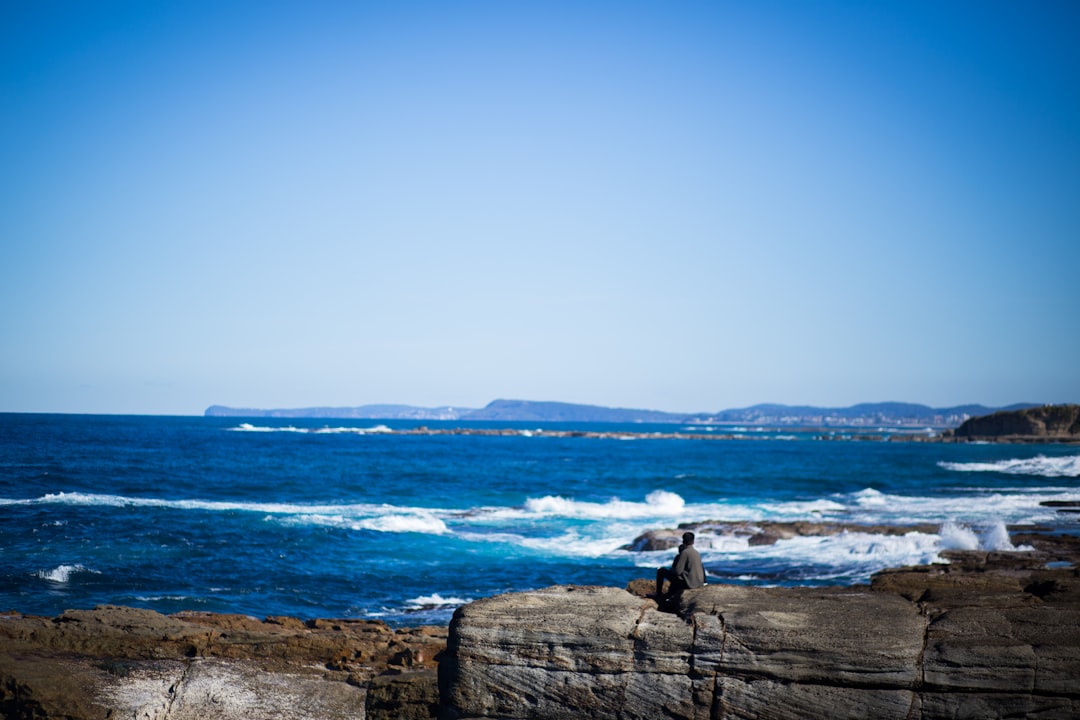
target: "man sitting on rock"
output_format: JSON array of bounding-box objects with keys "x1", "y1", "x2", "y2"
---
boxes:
[{"x1": 654, "y1": 531, "x2": 706, "y2": 610}]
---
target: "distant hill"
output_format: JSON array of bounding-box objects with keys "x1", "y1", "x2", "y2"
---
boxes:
[
  {"x1": 205, "y1": 399, "x2": 1042, "y2": 428},
  {"x1": 462, "y1": 399, "x2": 686, "y2": 423}
]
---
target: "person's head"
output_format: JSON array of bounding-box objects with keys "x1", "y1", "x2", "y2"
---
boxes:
[{"x1": 682, "y1": 531, "x2": 695, "y2": 546}]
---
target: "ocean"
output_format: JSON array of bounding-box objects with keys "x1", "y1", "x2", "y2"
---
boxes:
[{"x1": 2, "y1": 413, "x2": 1077, "y2": 626}]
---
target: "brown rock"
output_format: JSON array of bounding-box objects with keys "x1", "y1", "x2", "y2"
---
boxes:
[
  {"x1": 951, "y1": 404, "x2": 1080, "y2": 442},
  {"x1": 0, "y1": 606, "x2": 445, "y2": 719},
  {"x1": 366, "y1": 669, "x2": 440, "y2": 720},
  {"x1": 441, "y1": 538, "x2": 1080, "y2": 719}
]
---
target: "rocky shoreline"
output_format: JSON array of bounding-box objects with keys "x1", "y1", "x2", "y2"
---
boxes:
[
  {"x1": 442, "y1": 530, "x2": 1080, "y2": 719},
  {"x1": 0, "y1": 606, "x2": 447, "y2": 719},
  {"x1": 3, "y1": 529, "x2": 1078, "y2": 719}
]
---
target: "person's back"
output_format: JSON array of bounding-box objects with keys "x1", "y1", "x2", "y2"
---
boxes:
[
  {"x1": 655, "y1": 531, "x2": 706, "y2": 607},
  {"x1": 674, "y1": 542, "x2": 705, "y2": 589}
]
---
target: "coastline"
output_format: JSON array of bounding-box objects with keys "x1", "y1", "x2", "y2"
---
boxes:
[
  {"x1": 4, "y1": 529, "x2": 1078, "y2": 719},
  {"x1": 237, "y1": 423, "x2": 1080, "y2": 443}
]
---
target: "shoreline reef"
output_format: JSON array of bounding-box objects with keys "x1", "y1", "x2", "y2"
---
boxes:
[{"x1": 2, "y1": 528, "x2": 1078, "y2": 719}]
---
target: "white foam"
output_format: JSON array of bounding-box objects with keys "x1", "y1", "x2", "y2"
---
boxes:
[
  {"x1": 979, "y1": 521, "x2": 1022, "y2": 551},
  {"x1": 232, "y1": 423, "x2": 307, "y2": 433},
  {"x1": 938, "y1": 521, "x2": 980, "y2": 550},
  {"x1": 939, "y1": 455, "x2": 1080, "y2": 477},
  {"x1": 16, "y1": 491, "x2": 455, "y2": 536},
  {"x1": 23, "y1": 492, "x2": 440, "y2": 518},
  {"x1": 631, "y1": 518, "x2": 1037, "y2": 584},
  {"x1": 35, "y1": 564, "x2": 96, "y2": 583},
  {"x1": 451, "y1": 525, "x2": 638, "y2": 558},
  {"x1": 633, "y1": 530, "x2": 947, "y2": 583},
  {"x1": 312, "y1": 424, "x2": 394, "y2": 434},
  {"x1": 758, "y1": 498, "x2": 849, "y2": 517},
  {"x1": 756, "y1": 486, "x2": 1080, "y2": 526},
  {"x1": 353, "y1": 513, "x2": 449, "y2": 534},
  {"x1": 405, "y1": 593, "x2": 470, "y2": 609},
  {"x1": 283, "y1": 510, "x2": 449, "y2": 535},
  {"x1": 520, "y1": 490, "x2": 687, "y2": 520},
  {"x1": 939, "y1": 520, "x2": 1030, "y2": 552},
  {"x1": 231, "y1": 423, "x2": 395, "y2": 434},
  {"x1": 135, "y1": 595, "x2": 193, "y2": 602},
  {"x1": 516, "y1": 530, "x2": 636, "y2": 557}
]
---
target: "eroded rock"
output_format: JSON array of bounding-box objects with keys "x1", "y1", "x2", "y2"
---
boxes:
[
  {"x1": 0, "y1": 606, "x2": 446, "y2": 720},
  {"x1": 440, "y1": 544, "x2": 1080, "y2": 719}
]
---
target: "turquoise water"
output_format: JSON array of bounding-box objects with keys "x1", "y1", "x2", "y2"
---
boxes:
[{"x1": 1, "y1": 414, "x2": 1077, "y2": 625}]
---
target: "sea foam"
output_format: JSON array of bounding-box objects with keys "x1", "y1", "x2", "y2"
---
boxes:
[
  {"x1": 35, "y1": 564, "x2": 97, "y2": 583},
  {"x1": 521, "y1": 490, "x2": 686, "y2": 519},
  {"x1": 404, "y1": 593, "x2": 470, "y2": 610},
  {"x1": 939, "y1": 455, "x2": 1080, "y2": 477},
  {"x1": 938, "y1": 520, "x2": 1028, "y2": 552},
  {"x1": 231, "y1": 423, "x2": 393, "y2": 435}
]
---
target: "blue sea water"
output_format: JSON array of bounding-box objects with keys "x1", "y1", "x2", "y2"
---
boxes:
[{"x1": 1, "y1": 414, "x2": 1078, "y2": 626}]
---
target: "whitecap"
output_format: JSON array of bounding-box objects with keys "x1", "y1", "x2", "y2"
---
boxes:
[
  {"x1": 231, "y1": 423, "x2": 395, "y2": 435},
  {"x1": 520, "y1": 490, "x2": 686, "y2": 520},
  {"x1": 939, "y1": 455, "x2": 1080, "y2": 478},
  {"x1": 353, "y1": 513, "x2": 449, "y2": 534},
  {"x1": 282, "y1": 511, "x2": 449, "y2": 535},
  {"x1": 135, "y1": 595, "x2": 193, "y2": 602},
  {"x1": 771, "y1": 487, "x2": 1079, "y2": 527},
  {"x1": 404, "y1": 593, "x2": 470, "y2": 609},
  {"x1": 633, "y1": 530, "x2": 946, "y2": 584},
  {"x1": 230, "y1": 423, "x2": 307, "y2": 433},
  {"x1": 35, "y1": 564, "x2": 97, "y2": 583}
]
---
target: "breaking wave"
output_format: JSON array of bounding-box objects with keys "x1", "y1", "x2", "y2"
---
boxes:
[
  {"x1": 520, "y1": 490, "x2": 686, "y2": 519},
  {"x1": 939, "y1": 455, "x2": 1080, "y2": 477},
  {"x1": 35, "y1": 564, "x2": 98, "y2": 583},
  {"x1": 230, "y1": 423, "x2": 394, "y2": 434}
]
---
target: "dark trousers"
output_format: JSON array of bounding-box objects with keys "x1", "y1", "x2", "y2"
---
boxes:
[{"x1": 656, "y1": 567, "x2": 686, "y2": 601}]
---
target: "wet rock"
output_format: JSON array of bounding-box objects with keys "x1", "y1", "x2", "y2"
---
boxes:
[{"x1": 623, "y1": 520, "x2": 940, "y2": 553}]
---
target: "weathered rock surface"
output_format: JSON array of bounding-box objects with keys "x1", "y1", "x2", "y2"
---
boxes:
[
  {"x1": 440, "y1": 540, "x2": 1080, "y2": 719},
  {"x1": 0, "y1": 606, "x2": 445, "y2": 719}
]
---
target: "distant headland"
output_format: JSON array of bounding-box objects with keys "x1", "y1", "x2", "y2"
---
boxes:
[
  {"x1": 943, "y1": 404, "x2": 1080, "y2": 442},
  {"x1": 205, "y1": 398, "x2": 1046, "y2": 429}
]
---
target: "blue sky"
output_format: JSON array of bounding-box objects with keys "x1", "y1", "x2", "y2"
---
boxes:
[{"x1": 2, "y1": 1, "x2": 1078, "y2": 415}]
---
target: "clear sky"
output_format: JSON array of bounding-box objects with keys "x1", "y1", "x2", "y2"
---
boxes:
[{"x1": 2, "y1": 1, "x2": 1078, "y2": 415}]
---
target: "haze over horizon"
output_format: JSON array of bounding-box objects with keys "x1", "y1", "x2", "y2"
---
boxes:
[{"x1": 3, "y1": 1, "x2": 1079, "y2": 416}]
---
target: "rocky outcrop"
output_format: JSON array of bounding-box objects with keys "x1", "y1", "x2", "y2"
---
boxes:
[
  {"x1": 946, "y1": 404, "x2": 1080, "y2": 442},
  {"x1": 624, "y1": 520, "x2": 940, "y2": 551},
  {"x1": 0, "y1": 606, "x2": 445, "y2": 719},
  {"x1": 6, "y1": 536, "x2": 1079, "y2": 719},
  {"x1": 439, "y1": 537, "x2": 1080, "y2": 719}
]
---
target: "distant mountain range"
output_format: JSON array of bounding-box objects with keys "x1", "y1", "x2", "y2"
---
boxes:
[{"x1": 204, "y1": 399, "x2": 1041, "y2": 428}]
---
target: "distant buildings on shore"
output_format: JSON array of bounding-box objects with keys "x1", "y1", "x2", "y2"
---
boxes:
[{"x1": 208, "y1": 399, "x2": 1042, "y2": 429}]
